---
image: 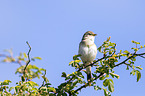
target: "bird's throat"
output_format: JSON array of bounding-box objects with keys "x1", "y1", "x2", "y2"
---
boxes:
[
  {"x1": 82, "y1": 39, "x2": 95, "y2": 45},
  {"x1": 82, "y1": 35, "x2": 95, "y2": 45}
]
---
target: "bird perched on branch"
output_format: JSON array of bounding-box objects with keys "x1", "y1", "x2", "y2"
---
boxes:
[{"x1": 78, "y1": 31, "x2": 97, "y2": 84}]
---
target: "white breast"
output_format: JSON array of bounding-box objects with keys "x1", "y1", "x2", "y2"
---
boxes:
[{"x1": 79, "y1": 42, "x2": 97, "y2": 63}]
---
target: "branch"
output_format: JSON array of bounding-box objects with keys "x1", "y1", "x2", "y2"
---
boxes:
[
  {"x1": 57, "y1": 55, "x2": 112, "y2": 94},
  {"x1": 74, "y1": 73, "x2": 104, "y2": 94},
  {"x1": 73, "y1": 52, "x2": 145, "y2": 93},
  {"x1": 73, "y1": 53, "x2": 145, "y2": 94},
  {"x1": 38, "y1": 69, "x2": 47, "y2": 91},
  {"x1": 64, "y1": 55, "x2": 111, "y2": 85},
  {"x1": 115, "y1": 52, "x2": 145, "y2": 67},
  {"x1": 23, "y1": 41, "x2": 31, "y2": 76},
  {"x1": 140, "y1": 55, "x2": 145, "y2": 58},
  {"x1": 58, "y1": 52, "x2": 145, "y2": 94}
]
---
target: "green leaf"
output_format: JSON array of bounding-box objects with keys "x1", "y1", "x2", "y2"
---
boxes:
[
  {"x1": 105, "y1": 74, "x2": 109, "y2": 78},
  {"x1": 128, "y1": 60, "x2": 131, "y2": 64},
  {"x1": 2, "y1": 80, "x2": 12, "y2": 85},
  {"x1": 133, "y1": 58, "x2": 136, "y2": 61},
  {"x1": 62, "y1": 93, "x2": 67, "y2": 96},
  {"x1": 61, "y1": 72, "x2": 66, "y2": 77},
  {"x1": 107, "y1": 36, "x2": 111, "y2": 41},
  {"x1": 131, "y1": 40, "x2": 140, "y2": 44},
  {"x1": 110, "y1": 73, "x2": 120, "y2": 79},
  {"x1": 140, "y1": 45, "x2": 143, "y2": 48},
  {"x1": 119, "y1": 50, "x2": 122, "y2": 53},
  {"x1": 126, "y1": 65, "x2": 129, "y2": 70},
  {"x1": 42, "y1": 76, "x2": 49, "y2": 83},
  {"x1": 131, "y1": 40, "x2": 135, "y2": 43},
  {"x1": 69, "y1": 61, "x2": 74, "y2": 65},
  {"x1": 130, "y1": 70, "x2": 136, "y2": 75},
  {"x1": 99, "y1": 76, "x2": 106, "y2": 80},
  {"x1": 135, "y1": 66, "x2": 143, "y2": 70},
  {"x1": 21, "y1": 76, "x2": 25, "y2": 82},
  {"x1": 108, "y1": 83, "x2": 114, "y2": 92},
  {"x1": 103, "y1": 88, "x2": 108, "y2": 96},
  {"x1": 14, "y1": 86, "x2": 20, "y2": 93},
  {"x1": 74, "y1": 60, "x2": 81, "y2": 63},
  {"x1": 136, "y1": 70, "x2": 141, "y2": 82},
  {"x1": 132, "y1": 65, "x2": 135, "y2": 69},
  {"x1": 108, "y1": 42, "x2": 116, "y2": 46},
  {"x1": 47, "y1": 87, "x2": 56, "y2": 93},
  {"x1": 94, "y1": 86, "x2": 102, "y2": 91},
  {"x1": 76, "y1": 71, "x2": 84, "y2": 78},
  {"x1": 40, "y1": 86, "x2": 47, "y2": 91},
  {"x1": 103, "y1": 79, "x2": 109, "y2": 87},
  {"x1": 28, "y1": 64, "x2": 39, "y2": 69},
  {"x1": 9, "y1": 87, "x2": 14, "y2": 92},
  {"x1": 45, "y1": 83, "x2": 51, "y2": 86},
  {"x1": 23, "y1": 53, "x2": 27, "y2": 58},
  {"x1": 109, "y1": 79, "x2": 114, "y2": 84},
  {"x1": 73, "y1": 54, "x2": 81, "y2": 60},
  {"x1": 33, "y1": 57, "x2": 42, "y2": 60},
  {"x1": 28, "y1": 81, "x2": 39, "y2": 86},
  {"x1": 124, "y1": 50, "x2": 129, "y2": 54},
  {"x1": 132, "y1": 48, "x2": 139, "y2": 52},
  {"x1": 110, "y1": 73, "x2": 114, "y2": 78},
  {"x1": 98, "y1": 47, "x2": 102, "y2": 52}
]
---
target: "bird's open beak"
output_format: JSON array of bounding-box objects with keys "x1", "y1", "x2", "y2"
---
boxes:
[{"x1": 92, "y1": 34, "x2": 97, "y2": 36}]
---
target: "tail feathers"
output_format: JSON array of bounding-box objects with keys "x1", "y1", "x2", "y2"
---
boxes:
[
  {"x1": 86, "y1": 66, "x2": 92, "y2": 85},
  {"x1": 87, "y1": 73, "x2": 92, "y2": 81}
]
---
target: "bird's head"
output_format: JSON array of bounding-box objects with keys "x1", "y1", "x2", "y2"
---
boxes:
[{"x1": 82, "y1": 31, "x2": 97, "y2": 42}]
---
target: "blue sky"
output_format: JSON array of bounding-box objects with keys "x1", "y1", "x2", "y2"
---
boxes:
[{"x1": 0, "y1": 0, "x2": 145, "y2": 96}]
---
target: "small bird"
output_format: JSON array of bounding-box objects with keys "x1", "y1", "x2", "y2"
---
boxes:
[{"x1": 78, "y1": 31, "x2": 97, "y2": 83}]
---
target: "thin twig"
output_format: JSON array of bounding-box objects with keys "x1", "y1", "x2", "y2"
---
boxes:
[
  {"x1": 140, "y1": 55, "x2": 145, "y2": 58},
  {"x1": 124, "y1": 63, "x2": 134, "y2": 70},
  {"x1": 115, "y1": 52, "x2": 145, "y2": 67},
  {"x1": 74, "y1": 73, "x2": 104, "y2": 93},
  {"x1": 38, "y1": 69, "x2": 47, "y2": 91},
  {"x1": 23, "y1": 41, "x2": 31, "y2": 75}
]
